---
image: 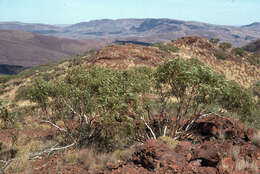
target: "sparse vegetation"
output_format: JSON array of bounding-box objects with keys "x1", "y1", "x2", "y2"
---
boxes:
[
  {"x1": 152, "y1": 42, "x2": 179, "y2": 53},
  {"x1": 0, "y1": 39, "x2": 259, "y2": 173},
  {"x1": 28, "y1": 66, "x2": 155, "y2": 151},
  {"x1": 248, "y1": 53, "x2": 260, "y2": 65},
  {"x1": 209, "y1": 38, "x2": 220, "y2": 44},
  {"x1": 214, "y1": 49, "x2": 228, "y2": 60},
  {"x1": 155, "y1": 58, "x2": 255, "y2": 135},
  {"x1": 231, "y1": 47, "x2": 245, "y2": 57},
  {"x1": 0, "y1": 101, "x2": 21, "y2": 129},
  {"x1": 219, "y1": 42, "x2": 232, "y2": 50}
]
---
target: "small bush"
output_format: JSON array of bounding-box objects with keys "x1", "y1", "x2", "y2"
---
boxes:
[
  {"x1": 7, "y1": 140, "x2": 43, "y2": 173},
  {"x1": 219, "y1": 42, "x2": 232, "y2": 50},
  {"x1": 64, "y1": 152, "x2": 79, "y2": 164},
  {"x1": 0, "y1": 101, "x2": 21, "y2": 129},
  {"x1": 209, "y1": 38, "x2": 220, "y2": 44},
  {"x1": 231, "y1": 47, "x2": 245, "y2": 57},
  {"x1": 152, "y1": 42, "x2": 179, "y2": 53},
  {"x1": 77, "y1": 149, "x2": 111, "y2": 172},
  {"x1": 248, "y1": 54, "x2": 260, "y2": 65},
  {"x1": 214, "y1": 49, "x2": 228, "y2": 60},
  {"x1": 158, "y1": 136, "x2": 179, "y2": 149},
  {"x1": 111, "y1": 147, "x2": 136, "y2": 162},
  {"x1": 15, "y1": 85, "x2": 33, "y2": 101}
]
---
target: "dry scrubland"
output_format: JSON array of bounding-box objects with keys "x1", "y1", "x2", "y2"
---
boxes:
[{"x1": 0, "y1": 36, "x2": 260, "y2": 173}]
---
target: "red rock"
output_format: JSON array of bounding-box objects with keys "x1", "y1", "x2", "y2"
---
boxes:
[
  {"x1": 198, "y1": 167, "x2": 218, "y2": 174},
  {"x1": 218, "y1": 157, "x2": 234, "y2": 173},
  {"x1": 246, "y1": 128, "x2": 256, "y2": 141},
  {"x1": 186, "y1": 153, "x2": 192, "y2": 161},
  {"x1": 191, "y1": 142, "x2": 220, "y2": 165}
]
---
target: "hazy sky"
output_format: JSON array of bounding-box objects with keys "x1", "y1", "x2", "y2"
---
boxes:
[{"x1": 0, "y1": 0, "x2": 259, "y2": 25}]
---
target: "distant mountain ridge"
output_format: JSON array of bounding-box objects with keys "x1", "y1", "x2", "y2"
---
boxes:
[{"x1": 0, "y1": 18, "x2": 260, "y2": 46}]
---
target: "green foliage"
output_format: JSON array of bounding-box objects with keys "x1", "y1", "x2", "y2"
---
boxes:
[
  {"x1": 209, "y1": 38, "x2": 220, "y2": 44},
  {"x1": 29, "y1": 78, "x2": 54, "y2": 111},
  {"x1": 152, "y1": 42, "x2": 179, "y2": 53},
  {"x1": 250, "y1": 81, "x2": 260, "y2": 100},
  {"x1": 0, "y1": 75, "x2": 15, "y2": 84},
  {"x1": 248, "y1": 81, "x2": 260, "y2": 128},
  {"x1": 0, "y1": 101, "x2": 20, "y2": 129},
  {"x1": 29, "y1": 66, "x2": 154, "y2": 151},
  {"x1": 155, "y1": 58, "x2": 255, "y2": 134},
  {"x1": 15, "y1": 85, "x2": 33, "y2": 101},
  {"x1": 219, "y1": 42, "x2": 232, "y2": 50},
  {"x1": 214, "y1": 49, "x2": 228, "y2": 60},
  {"x1": 248, "y1": 54, "x2": 260, "y2": 66},
  {"x1": 231, "y1": 47, "x2": 245, "y2": 57}
]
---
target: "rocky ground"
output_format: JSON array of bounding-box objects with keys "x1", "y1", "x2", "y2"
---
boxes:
[
  {"x1": 0, "y1": 36, "x2": 259, "y2": 174},
  {"x1": 99, "y1": 114, "x2": 260, "y2": 174}
]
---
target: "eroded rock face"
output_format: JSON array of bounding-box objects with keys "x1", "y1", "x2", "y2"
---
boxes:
[{"x1": 100, "y1": 115, "x2": 260, "y2": 174}]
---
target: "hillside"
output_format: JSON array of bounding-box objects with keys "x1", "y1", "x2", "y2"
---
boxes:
[
  {"x1": 0, "y1": 30, "x2": 109, "y2": 67},
  {"x1": 1, "y1": 19, "x2": 260, "y2": 46},
  {"x1": 0, "y1": 36, "x2": 259, "y2": 174},
  {"x1": 243, "y1": 39, "x2": 260, "y2": 53}
]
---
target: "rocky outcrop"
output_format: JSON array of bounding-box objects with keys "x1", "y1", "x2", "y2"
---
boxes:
[
  {"x1": 88, "y1": 44, "x2": 171, "y2": 68},
  {"x1": 100, "y1": 115, "x2": 260, "y2": 174}
]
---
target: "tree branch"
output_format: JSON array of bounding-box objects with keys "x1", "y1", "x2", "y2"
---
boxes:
[
  {"x1": 63, "y1": 99, "x2": 88, "y2": 125},
  {"x1": 40, "y1": 120, "x2": 66, "y2": 131},
  {"x1": 29, "y1": 142, "x2": 76, "y2": 160},
  {"x1": 141, "y1": 116, "x2": 156, "y2": 139}
]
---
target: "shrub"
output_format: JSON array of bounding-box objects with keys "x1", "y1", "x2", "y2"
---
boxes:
[
  {"x1": 209, "y1": 38, "x2": 220, "y2": 44},
  {"x1": 152, "y1": 42, "x2": 179, "y2": 53},
  {"x1": 29, "y1": 66, "x2": 155, "y2": 151},
  {"x1": 214, "y1": 49, "x2": 228, "y2": 60},
  {"x1": 231, "y1": 47, "x2": 245, "y2": 57},
  {"x1": 158, "y1": 136, "x2": 178, "y2": 149},
  {"x1": 155, "y1": 58, "x2": 255, "y2": 136},
  {"x1": 248, "y1": 53, "x2": 260, "y2": 65},
  {"x1": 0, "y1": 101, "x2": 20, "y2": 129},
  {"x1": 219, "y1": 42, "x2": 232, "y2": 50},
  {"x1": 15, "y1": 85, "x2": 33, "y2": 101}
]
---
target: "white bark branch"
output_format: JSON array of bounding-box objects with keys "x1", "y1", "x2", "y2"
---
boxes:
[
  {"x1": 63, "y1": 99, "x2": 88, "y2": 125},
  {"x1": 163, "y1": 126, "x2": 167, "y2": 137},
  {"x1": 29, "y1": 142, "x2": 76, "y2": 160},
  {"x1": 40, "y1": 120, "x2": 66, "y2": 131},
  {"x1": 141, "y1": 116, "x2": 156, "y2": 139}
]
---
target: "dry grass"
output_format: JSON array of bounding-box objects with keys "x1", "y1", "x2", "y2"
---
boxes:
[
  {"x1": 159, "y1": 136, "x2": 179, "y2": 149},
  {"x1": 64, "y1": 151, "x2": 79, "y2": 164},
  {"x1": 77, "y1": 149, "x2": 111, "y2": 172},
  {"x1": 6, "y1": 140, "x2": 43, "y2": 173},
  {"x1": 67, "y1": 148, "x2": 133, "y2": 173},
  {"x1": 228, "y1": 145, "x2": 240, "y2": 161},
  {"x1": 235, "y1": 158, "x2": 258, "y2": 172},
  {"x1": 111, "y1": 147, "x2": 136, "y2": 162},
  {"x1": 228, "y1": 145, "x2": 258, "y2": 173}
]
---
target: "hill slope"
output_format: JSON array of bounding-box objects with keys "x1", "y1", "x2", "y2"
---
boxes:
[
  {"x1": 243, "y1": 39, "x2": 260, "y2": 53},
  {"x1": 0, "y1": 36, "x2": 259, "y2": 174},
  {"x1": 0, "y1": 30, "x2": 108, "y2": 67}
]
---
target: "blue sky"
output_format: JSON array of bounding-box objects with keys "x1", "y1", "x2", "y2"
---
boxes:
[{"x1": 0, "y1": 0, "x2": 259, "y2": 26}]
